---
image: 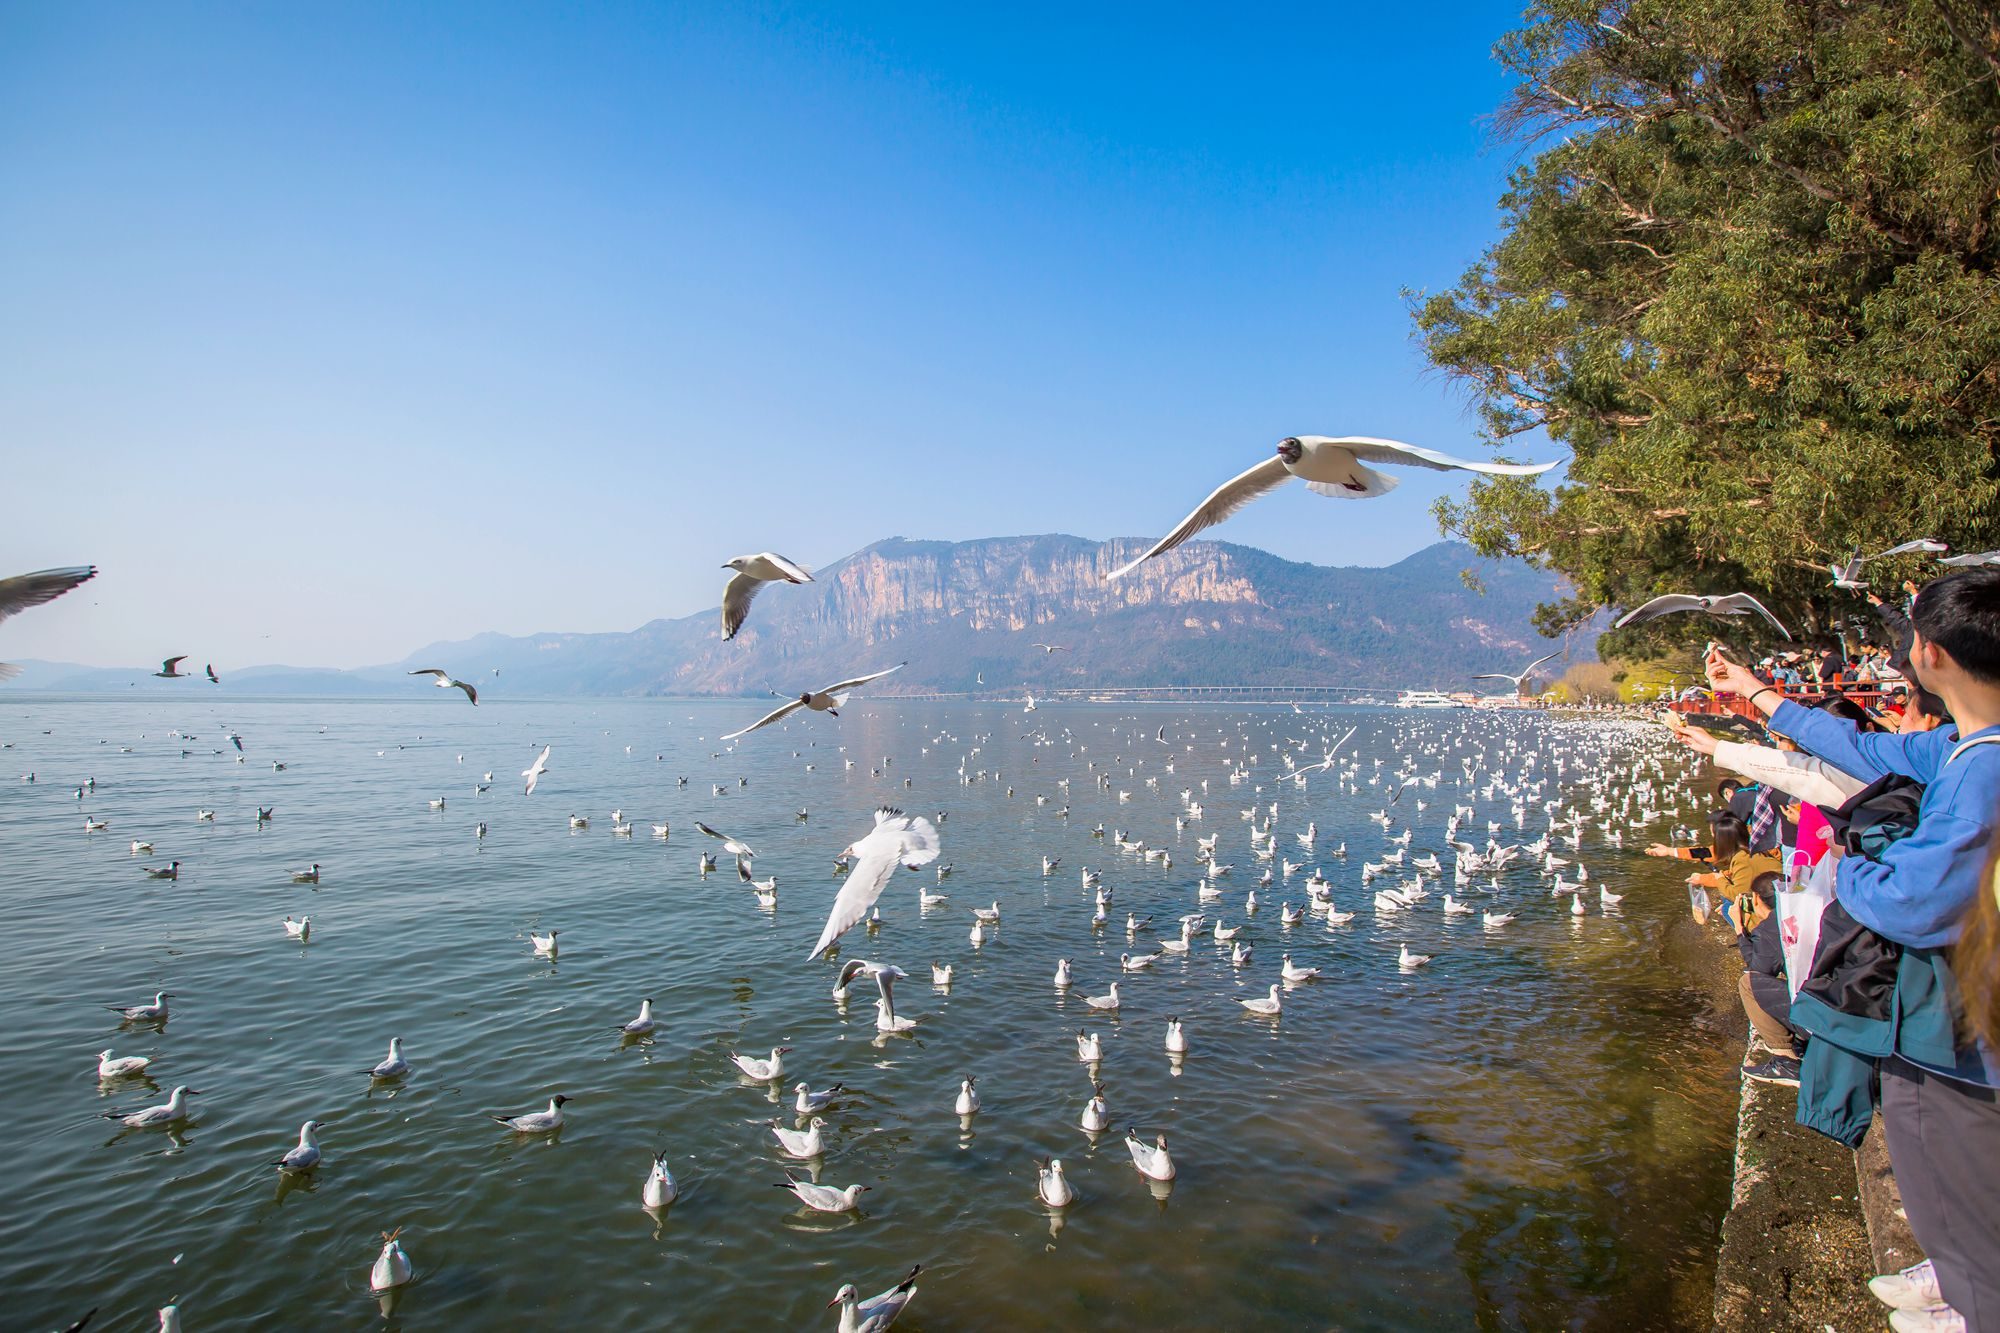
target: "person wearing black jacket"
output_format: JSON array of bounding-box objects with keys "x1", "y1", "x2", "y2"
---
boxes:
[{"x1": 1733, "y1": 871, "x2": 1801, "y2": 1070}]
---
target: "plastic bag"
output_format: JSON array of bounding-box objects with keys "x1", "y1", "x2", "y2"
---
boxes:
[{"x1": 1777, "y1": 853, "x2": 1836, "y2": 999}]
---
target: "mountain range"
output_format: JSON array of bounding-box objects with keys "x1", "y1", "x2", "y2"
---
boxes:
[{"x1": 3, "y1": 536, "x2": 1590, "y2": 697}]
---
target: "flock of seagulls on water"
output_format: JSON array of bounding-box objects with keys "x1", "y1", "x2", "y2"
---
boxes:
[
  {"x1": 0, "y1": 432, "x2": 1790, "y2": 1330},
  {"x1": 16, "y1": 677, "x2": 1707, "y2": 1329}
]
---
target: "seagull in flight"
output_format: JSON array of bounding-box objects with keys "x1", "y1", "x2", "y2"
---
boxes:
[
  {"x1": 1030, "y1": 643, "x2": 1069, "y2": 654},
  {"x1": 0, "y1": 565, "x2": 96, "y2": 680},
  {"x1": 408, "y1": 669, "x2": 478, "y2": 704},
  {"x1": 1941, "y1": 548, "x2": 2000, "y2": 568},
  {"x1": 204, "y1": 663, "x2": 220, "y2": 684},
  {"x1": 809, "y1": 808, "x2": 942, "y2": 958},
  {"x1": 721, "y1": 664, "x2": 905, "y2": 740},
  {"x1": 153, "y1": 656, "x2": 191, "y2": 678},
  {"x1": 522, "y1": 745, "x2": 551, "y2": 795},
  {"x1": 1472, "y1": 649, "x2": 1564, "y2": 695},
  {"x1": 1613, "y1": 592, "x2": 1791, "y2": 639},
  {"x1": 720, "y1": 552, "x2": 813, "y2": 640},
  {"x1": 1106, "y1": 436, "x2": 1557, "y2": 579},
  {"x1": 694, "y1": 821, "x2": 757, "y2": 860}
]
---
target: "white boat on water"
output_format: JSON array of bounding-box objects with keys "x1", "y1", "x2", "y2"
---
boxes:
[{"x1": 1395, "y1": 690, "x2": 1464, "y2": 709}]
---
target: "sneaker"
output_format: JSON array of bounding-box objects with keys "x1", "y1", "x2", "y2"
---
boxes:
[
  {"x1": 1889, "y1": 1304, "x2": 1965, "y2": 1333},
  {"x1": 1871, "y1": 1260, "x2": 1943, "y2": 1311},
  {"x1": 1742, "y1": 1055, "x2": 1802, "y2": 1086}
]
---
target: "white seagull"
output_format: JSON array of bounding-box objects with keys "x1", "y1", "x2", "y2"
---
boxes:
[
  {"x1": 522, "y1": 745, "x2": 551, "y2": 795},
  {"x1": 1125, "y1": 1129, "x2": 1177, "y2": 1181},
  {"x1": 97, "y1": 1049, "x2": 152, "y2": 1079},
  {"x1": 1106, "y1": 436, "x2": 1557, "y2": 579},
  {"x1": 370, "y1": 1229, "x2": 413, "y2": 1292},
  {"x1": 771, "y1": 1115, "x2": 826, "y2": 1158},
  {"x1": 277, "y1": 1119, "x2": 326, "y2": 1172},
  {"x1": 407, "y1": 669, "x2": 478, "y2": 704},
  {"x1": 1037, "y1": 1157, "x2": 1074, "y2": 1207},
  {"x1": 108, "y1": 1085, "x2": 199, "y2": 1128},
  {"x1": 1472, "y1": 649, "x2": 1564, "y2": 695},
  {"x1": 694, "y1": 821, "x2": 758, "y2": 861},
  {"x1": 642, "y1": 1153, "x2": 679, "y2": 1209},
  {"x1": 720, "y1": 552, "x2": 814, "y2": 640},
  {"x1": 731, "y1": 1047, "x2": 790, "y2": 1081},
  {"x1": 827, "y1": 1265, "x2": 922, "y2": 1333},
  {"x1": 808, "y1": 808, "x2": 942, "y2": 958},
  {"x1": 775, "y1": 1173, "x2": 869, "y2": 1213},
  {"x1": 488, "y1": 1095, "x2": 569, "y2": 1132},
  {"x1": 368, "y1": 1037, "x2": 410, "y2": 1079},
  {"x1": 1613, "y1": 592, "x2": 1792, "y2": 639},
  {"x1": 0, "y1": 565, "x2": 96, "y2": 681},
  {"x1": 721, "y1": 663, "x2": 907, "y2": 740}
]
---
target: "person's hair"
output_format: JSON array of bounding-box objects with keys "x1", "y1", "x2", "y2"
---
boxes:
[
  {"x1": 1710, "y1": 810, "x2": 1747, "y2": 863},
  {"x1": 1715, "y1": 777, "x2": 1744, "y2": 801},
  {"x1": 1954, "y1": 840, "x2": 2000, "y2": 1051},
  {"x1": 1818, "y1": 694, "x2": 1883, "y2": 733},
  {"x1": 1913, "y1": 568, "x2": 2000, "y2": 684},
  {"x1": 1747, "y1": 870, "x2": 1782, "y2": 908},
  {"x1": 1913, "y1": 686, "x2": 1950, "y2": 721}
]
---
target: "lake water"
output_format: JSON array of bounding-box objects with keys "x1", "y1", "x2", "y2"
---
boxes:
[{"x1": 0, "y1": 697, "x2": 1735, "y2": 1331}]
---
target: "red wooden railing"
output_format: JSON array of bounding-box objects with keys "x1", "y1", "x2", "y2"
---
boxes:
[{"x1": 1669, "y1": 686, "x2": 1898, "y2": 723}]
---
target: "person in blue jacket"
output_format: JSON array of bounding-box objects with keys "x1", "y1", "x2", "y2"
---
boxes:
[{"x1": 1707, "y1": 566, "x2": 2000, "y2": 1333}]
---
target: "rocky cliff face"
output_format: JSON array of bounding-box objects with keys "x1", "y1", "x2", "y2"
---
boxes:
[{"x1": 394, "y1": 535, "x2": 1585, "y2": 695}]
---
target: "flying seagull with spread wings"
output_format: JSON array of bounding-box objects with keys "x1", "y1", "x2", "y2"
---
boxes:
[
  {"x1": 1614, "y1": 593, "x2": 1792, "y2": 639},
  {"x1": 808, "y1": 808, "x2": 942, "y2": 958},
  {"x1": 0, "y1": 565, "x2": 96, "y2": 681},
  {"x1": 1831, "y1": 537, "x2": 1949, "y2": 588},
  {"x1": 720, "y1": 552, "x2": 814, "y2": 641},
  {"x1": 408, "y1": 668, "x2": 478, "y2": 704},
  {"x1": 1472, "y1": 649, "x2": 1565, "y2": 694},
  {"x1": 1106, "y1": 436, "x2": 1558, "y2": 581},
  {"x1": 722, "y1": 664, "x2": 905, "y2": 741},
  {"x1": 1942, "y1": 548, "x2": 2000, "y2": 568}
]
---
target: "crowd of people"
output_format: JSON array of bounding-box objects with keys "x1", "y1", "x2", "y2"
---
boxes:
[{"x1": 1641, "y1": 570, "x2": 2000, "y2": 1333}]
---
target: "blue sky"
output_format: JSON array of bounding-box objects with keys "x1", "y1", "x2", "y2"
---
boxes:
[{"x1": 1, "y1": 3, "x2": 1548, "y2": 669}]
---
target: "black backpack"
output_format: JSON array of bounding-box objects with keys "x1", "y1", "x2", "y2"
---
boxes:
[{"x1": 1797, "y1": 734, "x2": 2000, "y2": 1020}]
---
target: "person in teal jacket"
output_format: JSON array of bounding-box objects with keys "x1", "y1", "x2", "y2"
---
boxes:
[{"x1": 1707, "y1": 567, "x2": 2000, "y2": 1333}]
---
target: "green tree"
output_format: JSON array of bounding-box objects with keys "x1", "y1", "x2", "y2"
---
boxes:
[{"x1": 1413, "y1": 0, "x2": 2000, "y2": 655}]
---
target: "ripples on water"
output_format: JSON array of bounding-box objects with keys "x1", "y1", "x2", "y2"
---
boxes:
[{"x1": 0, "y1": 698, "x2": 1733, "y2": 1330}]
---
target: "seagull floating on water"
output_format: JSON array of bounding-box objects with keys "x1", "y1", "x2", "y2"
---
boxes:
[
  {"x1": 775, "y1": 1172, "x2": 868, "y2": 1213},
  {"x1": 370, "y1": 1229, "x2": 413, "y2": 1292},
  {"x1": 276, "y1": 1119, "x2": 326, "y2": 1172},
  {"x1": 368, "y1": 1037, "x2": 410, "y2": 1079},
  {"x1": 827, "y1": 1265, "x2": 921, "y2": 1333},
  {"x1": 487, "y1": 1095, "x2": 569, "y2": 1133}
]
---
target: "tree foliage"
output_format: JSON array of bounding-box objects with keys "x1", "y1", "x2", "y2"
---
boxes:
[{"x1": 1413, "y1": 0, "x2": 2000, "y2": 655}]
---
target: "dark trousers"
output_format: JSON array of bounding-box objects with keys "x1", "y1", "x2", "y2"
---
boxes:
[{"x1": 1882, "y1": 1057, "x2": 2000, "y2": 1330}]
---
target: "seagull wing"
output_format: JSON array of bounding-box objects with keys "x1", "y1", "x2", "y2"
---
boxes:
[
  {"x1": 1941, "y1": 548, "x2": 2000, "y2": 567},
  {"x1": 1867, "y1": 538, "x2": 1947, "y2": 560},
  {"x1": 1470, "y1": 673, "x2": 1518, "y2": 683},
  {"x1": 809, "y1": 841, "x2": 902, "y2": 958},
  {"x1": 721, "y1": 698, "x2": 805, "y2": 741},
  {"x1": 760, "y1": 552, "x2": 815, "y2": 583},
  {"x1": 1711, "y1": 593, "x2": 1794, "y2": 639},
  {"x1": 408, "y1": 668, "x2": 448, "y2": 680},
  {"x1": 0, "y1": 565, "x2": 96, "y2": 625},
  {"x1": 1612, "y1": 594, "x2": 1709, "y2": 628},
  {"x1": 1338, "y1": 437, "x2": 1561, "y2": 477},
  {"x1": 160, "y1": 655, "x2": 187, "y2": 673},
  {"x1": 818, "y1": 662, "x2": 906, "y2": 695},
  {"x1": 453, "y1": 680, "x2": 478, "y2": 704},
  {"x1": 720, "y1": 571, "x2": 764, "y2": 641},
  {"x1": 1523, "y1": 648, "x2": 1564, "y2": 675},
  {"x1": 1106, "y1": 455, "x2": 1291, "y2": 580}
]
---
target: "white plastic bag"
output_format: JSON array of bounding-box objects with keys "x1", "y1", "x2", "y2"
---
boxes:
[{"x1": 1777, "y1": 854, "x2": 1835, "y2": 999}]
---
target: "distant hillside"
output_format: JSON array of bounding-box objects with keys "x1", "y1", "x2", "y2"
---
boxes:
[{"x1": 3, "y1": 536, "x2": 1590, "y2": 696}]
